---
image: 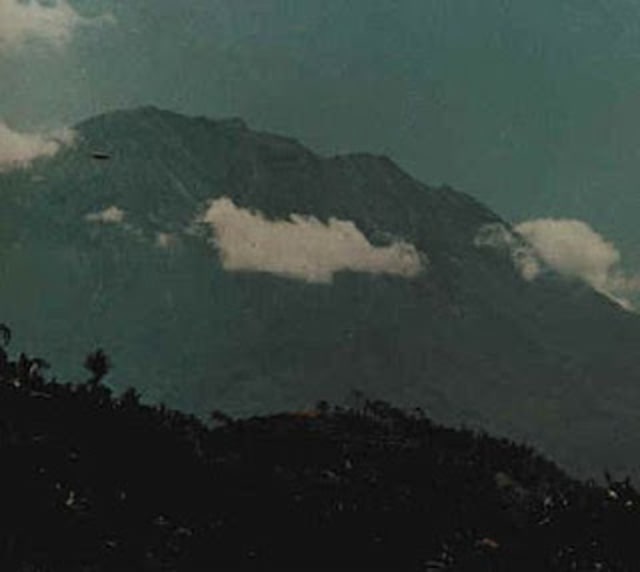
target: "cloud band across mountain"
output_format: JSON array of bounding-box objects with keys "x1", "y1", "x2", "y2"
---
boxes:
[{"x1": 200, "y1": 197, "x2": 425, "y2": 284}]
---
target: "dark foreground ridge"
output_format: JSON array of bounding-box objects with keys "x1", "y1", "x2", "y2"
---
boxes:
[{"x1": 0, "y1": 337, "x2": 639, "y2": 571}]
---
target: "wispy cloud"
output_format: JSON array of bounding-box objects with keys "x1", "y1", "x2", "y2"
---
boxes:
[
  {"x1": 0, "y1": 0, "x2": 101, "y2": 51},
  {"x1": 155, "y1": 232, "x2": 178, "y2": 249},
  {"x1": 474, "y1": 223, "x2": 541, "y2": 281},
  {"x1": 85, "y1": 206, "x2": 126, "y2": 225},
  {"x1": 0, "y1": 121, "x2": 74, "y2": 171},
  {"x1": 515, "y1": 219, "x2": 640, "y2": 309},
  {"x1": 475, "y1": 219, "x2": 640, "y2": 309},
  {"x1": 0, "y1": 1, "x2": 113, "y2": 168},
  {"x1": 199, "y1": 197, "x2": 425, "y2": 283}
]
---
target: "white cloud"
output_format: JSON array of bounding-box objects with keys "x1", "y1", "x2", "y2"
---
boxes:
[
  {"x1": 515, "y1": 218, "x2": 640, "y2": 308},
  {"x1": 474, "y1": 223, "x2": 541, "y2": 281},
  {"x1": 199, "y1": 197, "x2": 425, "y2": 283},
  {"x1": 85, "y1": 206, "x2": 126, "y2": 224},
  {"x1": 155, "y1": 232, "x2": 177, "y2": 249},
  {"x1": 475, "y1": 219, "x2": 640, "y2": 308},
  {"x1": 0, "y1": 2, "x2": 112, "y2": 172},
  {"x1": 0, "y1": 121, "x2": 74, "y2": 171},
  {"x1": 0, "y1": 0, "x2": 86, "y2": 50}
]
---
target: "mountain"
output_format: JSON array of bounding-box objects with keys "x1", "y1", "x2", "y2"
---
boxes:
[
  {"x1": 1, "y1": 349, "x2": 640, "y2": 571},
  {"x1": 0, "y1": 106, "x2": 639, "y2": 478}
]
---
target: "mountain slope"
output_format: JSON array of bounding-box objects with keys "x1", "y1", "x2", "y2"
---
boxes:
[{"x1": 0, "y1": 106, "x2": 640, "y2": 477}]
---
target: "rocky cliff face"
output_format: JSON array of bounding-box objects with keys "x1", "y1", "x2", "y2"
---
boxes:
[{"x1": 0, "y1": 106, "x2": 639, "y2": 477}]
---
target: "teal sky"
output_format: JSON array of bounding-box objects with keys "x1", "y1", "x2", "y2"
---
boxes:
[{"x1": 3, "y1": 0, "x2": 640, "y2": 264}]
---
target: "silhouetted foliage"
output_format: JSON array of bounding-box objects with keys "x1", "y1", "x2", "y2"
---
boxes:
[
  {"x1": 0, "y1": 323, "x2": 11, "y2": 348},
  {"x1": 84, "y1": 348, "x2": 110, "y2": 386},
  {"x1": 0, "y1": 337, "x2": 639, "y2": 570}
]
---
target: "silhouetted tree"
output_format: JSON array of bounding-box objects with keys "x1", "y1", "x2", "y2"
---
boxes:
[
  {"x1": 0, "y1": 324, "x2": 10, "y2": 373},
  {"x1": 119, "y1": 386, "x2": 140, "y2": 408},
  {"x1": 84, "y1": 349, "x2": 111, "y2": 386},
  {"x1": 0, "y1": 324, "x2": 11, "y2": 348},
  {"x1": 210, "y1": 409, "x2": 232, "y2": 427}
]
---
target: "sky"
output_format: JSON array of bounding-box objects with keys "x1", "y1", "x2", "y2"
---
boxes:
[{"x1": 2, "y1": 0, "x2": 640, "y2": 272}]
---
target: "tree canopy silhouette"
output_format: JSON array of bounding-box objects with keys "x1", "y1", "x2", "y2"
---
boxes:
[{"x1": 84, "y1": 348, "x2": 111, "y2": 386}]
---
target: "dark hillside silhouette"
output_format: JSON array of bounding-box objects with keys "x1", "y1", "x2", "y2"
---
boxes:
[{"x1": 0, "y1": 327, "x2": 638, "y2": 570}]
